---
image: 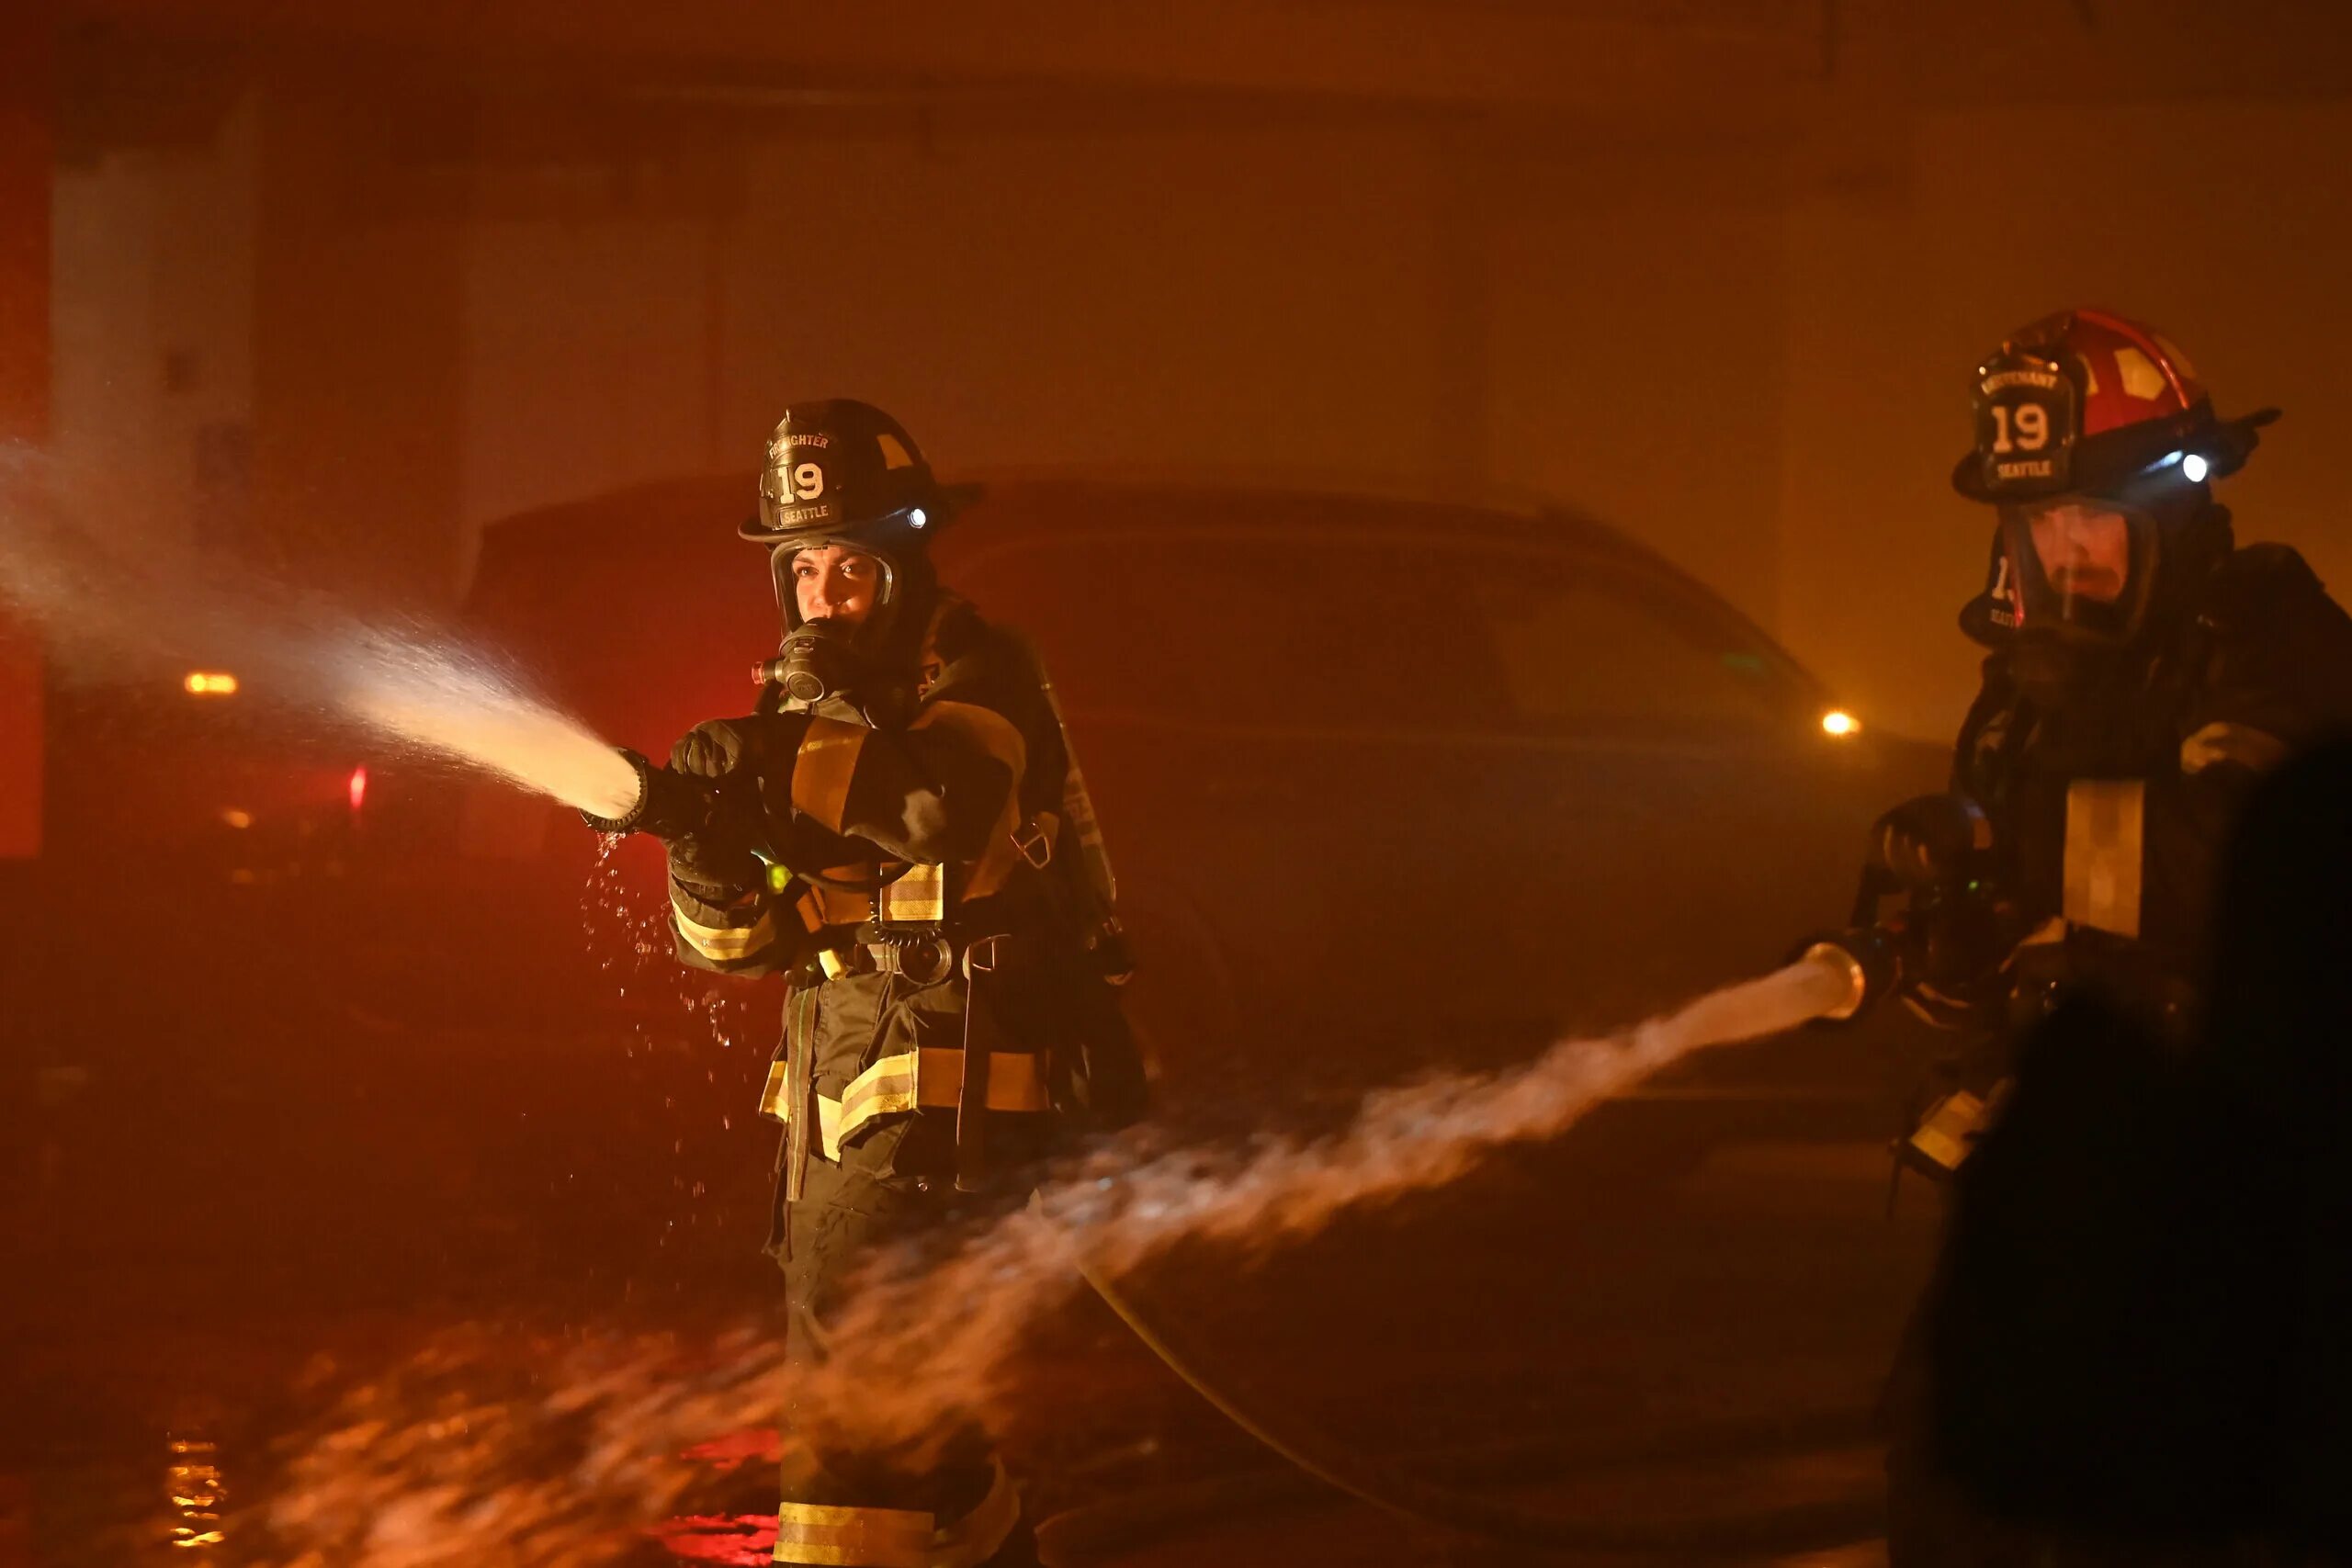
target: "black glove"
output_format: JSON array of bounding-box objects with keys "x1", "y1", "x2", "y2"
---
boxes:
[
  {"x1": 663, "y1": 719, "x2": 771, "y2": 896},
  {"x1": 671, "y1": 717, "x2": 770, "y2": 783},
  {"x1": 1869, "y1": 793, "x2": 1990, "y2": 891}
]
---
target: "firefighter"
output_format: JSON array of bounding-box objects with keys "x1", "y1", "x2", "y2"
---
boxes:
[
  {"x1": 653, "y1": 400, "x2": 1142, "y2": 1568},
  {"x1": 1867, "y1": 310, "x2": 2352, "y2": 1564},
  {"x1": 1850, "y1": 308, "x2": 2352, "y2": 1067}
]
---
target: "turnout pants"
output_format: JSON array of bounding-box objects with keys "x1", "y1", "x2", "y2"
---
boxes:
[{"x1": 775, "y1": 1157, "x2": 1035, "y2": 1568}]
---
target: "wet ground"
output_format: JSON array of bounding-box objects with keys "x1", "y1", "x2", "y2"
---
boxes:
[{"x1": 1, "y1": 877, "x2": 1942, "y2": 1567}]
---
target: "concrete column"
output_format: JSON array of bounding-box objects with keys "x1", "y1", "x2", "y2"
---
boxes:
[
  {"x1": 251, "y1": 73, "x2": 467, "y2": 601},
  {"x1": 0, "y1": 0, "x2": 51, "y2": 860},
  {"x1": 1430, "y1": 122, "x2": 1492, "y2": 493}
]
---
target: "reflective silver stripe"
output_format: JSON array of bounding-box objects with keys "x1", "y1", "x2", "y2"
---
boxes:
[
  {"x1": 772, "y1": 1499, "x2": 933, "y2": 1568},
  {"x1": 771, "y1": 1464, "x2": 1018, "y2": 1568},
  {"x1": 880, "y1": 863, "x2": 945, "y2": 924},
  {"x1": 774, "y1": 1048, "x2": 1053, "y2": 1157},
  {"x1": 2063, "y1": 779, "x2": 2144, "y2": 939},
  {"x1": 674, "y1": 904, "x2": 777, "y2": 960}
]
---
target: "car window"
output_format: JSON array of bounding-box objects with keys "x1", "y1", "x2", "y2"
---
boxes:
[
  {"x1": 1463, "y1": 551, "x2": 1807, "y2": 732},
  {"x1": 952, "y1": 529, "x2": 1508, "y2": 733},
  {"x1": 950, "y1": 525, "x2": 1807, "y2": 739}
]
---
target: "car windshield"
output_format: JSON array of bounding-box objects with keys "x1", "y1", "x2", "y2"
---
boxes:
[{"x1": 950, "y1": 525, "x2": 1812, "y2": 739}]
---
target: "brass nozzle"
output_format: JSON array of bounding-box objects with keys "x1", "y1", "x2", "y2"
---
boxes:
[
  {"x1": 1802, "y1": 941, "x2": 1872, "y2": 1021},
  {"x1": 1792, "y1": 926, "x2": 1900, "y2": 1025}
]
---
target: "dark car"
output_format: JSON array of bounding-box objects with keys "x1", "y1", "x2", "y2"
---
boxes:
[
  {"x1": 427, "y1": 475, "x2": 1947, "y2": 1151},
  {"x1": 46, "y1": 666, "x2": 373, "y2": 884}
]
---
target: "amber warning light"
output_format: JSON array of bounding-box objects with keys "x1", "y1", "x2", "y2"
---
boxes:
[
  {"x1": 348, "y1": 766, "x2": 368, "y2": 813},
  {"x1": 183, "y1": 671, "x2": 239, "y2": 696},
  {"x1": 1821, "y1": 709, "x2": 1860, "y2": 738}
]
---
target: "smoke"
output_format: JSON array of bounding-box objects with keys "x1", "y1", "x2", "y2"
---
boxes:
[
  {"x1": 252, "y1": 954, "x2": 1855, "y2": 1567},
  {"x1": 1, "y1": 445, "x2": 1861, "y2": 1558},
  {"x1": 0, "y1": 446, "x2": 639, "y2": 818}
]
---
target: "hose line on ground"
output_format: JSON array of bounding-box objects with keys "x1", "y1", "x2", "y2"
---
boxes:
[{"x1": 1048, "y1": 1213, "x2": 1883, "y2": 1560}]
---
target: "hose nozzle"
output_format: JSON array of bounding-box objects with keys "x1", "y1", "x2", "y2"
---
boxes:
[
  {"x1": 576, "y1": 749, "x2": 718, "y2": 841},
  {"x1": 1794, "y1": 927, "x2": 1901, "y2": 1024}
]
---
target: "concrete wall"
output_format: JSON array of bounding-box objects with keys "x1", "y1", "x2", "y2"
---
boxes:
[
  {"x1": 51, "y1": 96, "x2": 256, "y2": 567},
  {"x1": 458, "y1": 117, "x2": 1455, "y2": 551},
  {"x1": 46, "y1": 69, "x2": 2352, "y2": 748},
  {"x1": 1781, "y1": 97, "x2": 2352, "y2": 739}
]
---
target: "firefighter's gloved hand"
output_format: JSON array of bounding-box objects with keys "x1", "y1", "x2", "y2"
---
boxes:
[
  {"x1": 1870, "y1": 794, "x2": 1989, "y2": 890},
  {"x1": 671, "y1": 717, "x2": 770, "y2": 782},
  {"x1": 668, "y1": 831, "x2": 761, "y2": 901},
  {"x1": 665, "y1": 718, "x2": 771, "y2": 896}
]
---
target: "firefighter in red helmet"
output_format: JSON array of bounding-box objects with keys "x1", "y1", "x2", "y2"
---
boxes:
[
  {"x1": 1935, "y1": 310, "x2": 2352, "y2": 1003},
  {"x1": 1860, "y1": 310, "x2": 2352, "y2": 1563},
  {"x1": 642, "y1": 400, "x2": 1144, "y2": 1568}
]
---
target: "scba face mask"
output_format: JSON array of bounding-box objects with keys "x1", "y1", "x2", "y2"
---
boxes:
[{"x1": 1993, "y1": 492, "x2": 2161, "y2": 648}]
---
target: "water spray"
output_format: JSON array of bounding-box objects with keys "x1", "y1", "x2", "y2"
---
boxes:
[
  {"x1": 5, "y1": 454, "x2": 1890, "y2": 1560},
  {"x1": 252, "y1": 949, "x2": 1868, "y2": 1567},
  {"x1": 0, "y1": 467, "x2": 640, "y2": 818}
]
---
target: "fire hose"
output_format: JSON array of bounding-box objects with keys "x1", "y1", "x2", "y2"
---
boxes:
[
  {"x1": 1032, "y1": 952, "x2": 1910, "y2": 1559},
  {"x1": 1046, "y1": 1217, "x2": 1887, "y2": 1560},
  {"x1": 591, "y1": 754, "x2": 1902, "y2": 1557}
]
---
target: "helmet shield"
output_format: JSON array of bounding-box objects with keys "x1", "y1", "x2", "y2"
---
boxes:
[
  {"x1": 767, "y1": 540, "x2": 900, "y2": 634},
  {"x1": 1995, "y1": 493, "x2": 2160, "y2": 647},
  {"x1": 1966, "y1": 345, "x2": 2082, "y2": 502}
]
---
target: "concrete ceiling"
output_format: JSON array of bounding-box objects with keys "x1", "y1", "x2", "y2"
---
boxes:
[{"x1": 52, "y1": 0, "x2": 2352, "y2": 155}]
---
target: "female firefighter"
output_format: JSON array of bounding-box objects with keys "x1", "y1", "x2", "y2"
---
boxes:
[{"x1": 642, "y1": 400, "x2": 1143, "y2": 1568}]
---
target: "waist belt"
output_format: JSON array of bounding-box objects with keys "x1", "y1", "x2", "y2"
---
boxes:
[
  {"x1": 816, "y1": 934, "x2": 956, "y2": 985},
  {"x1": 811, "y1": 919, "x2": 1014, "y2": 985},
  {"x1": 759, "y1": 1046, "x2": 1053, "y2": 1162}
]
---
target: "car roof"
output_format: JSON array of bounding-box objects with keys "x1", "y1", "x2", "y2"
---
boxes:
[{"x1": 474, "y1": 471, "x2": 1731, "y2": 610}]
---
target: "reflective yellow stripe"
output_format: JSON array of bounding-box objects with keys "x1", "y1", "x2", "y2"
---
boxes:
[
  {"x1": 773, "y1": 1499, "x2": 933, "y2": 1568},
  {"x1": 772, "y1": 1048, "x2": 1053, "y2": 1153},
  {"x1": 2180, "y1": 720, "x2": 2290, "y2": 775},
  {"x1": 674, "y1": 904, "x2": 777, "y2": 961},
  {"x1": 2063, "y1": 779, "x2": 2144, "y2": 940},
  {"x1": 838, "y1": 1054, "x2": 922, "y2": 1129},
  {"x1": 880, "y1": 863, "x2": 945, "y2": 924},
  {"x1": 772, "y1": 1465, "x2": 1017, "y2": 1568},
  {"x1": 792, "y1": 718, "x2": 868, "y2": 831}
]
